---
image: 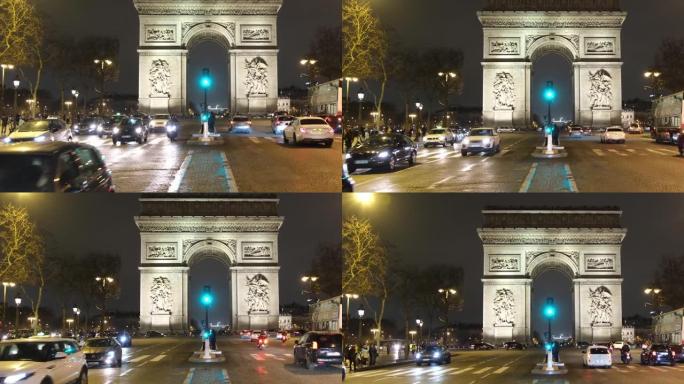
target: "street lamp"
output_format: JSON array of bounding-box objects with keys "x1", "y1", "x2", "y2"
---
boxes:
[
  {"x1": 644, "y1": 71, "x2": 663, "y2": 128},
  {"x1": 415, "y1": 317, "x2": 424, "y2": 344},
  {"x1": 201, "y1": 285, "x2": 213, "y2": 331},
  {"x1": 438, "y1": 71, "x2": 457, "y2": 125},
  {"x1": 357, "y1": 89, "x2": 365, "y2": 125},
  {"x1": 95, "y1": 276, "x2": 114, "y2": 329},
  {"x1": 14, "y1": 295, "x2": 21, "y2": 330},
  {"x1": 66, "y1": 318, "x2": 74, "y2": 330},
  {"x1": 543, "y1": 297, "x2": 556, "y2": 343},
  {"x1": 438, "y1": 288, "x2": 457, "y2": 339},
  {"x1": 64, "y1": 101, "x2": 73, "y2": 119},
  {"x1": 344, "y1": 293, "x2": 359, "y2": 333},
  {"x1": 300, "y1": 276, "x2": 319, "y2": 303},
  {"x1": 2, "y1": 282, "x2": 16, "y2": 327},
  {"x1": 71, "y1": 89, "x2": 80, "y2": 116},
  {"x1": 1, "y1": 64, "x2": 15, "y2": 109},
  {"x1": 93, "y1": 59, "x2": 113, "y2": 114},
  {"x1": 344, "y1": 77, "x2": 359, "y2": 115},
  {"x1": 73, "y1": 306, "x2": 80, "y2": 331},
  {"x1": 357, "y1": 305, "x2": 365, "y2": 342},
  {"x1": 644, "y1": 287, "x2": 662, "y2": 316}
]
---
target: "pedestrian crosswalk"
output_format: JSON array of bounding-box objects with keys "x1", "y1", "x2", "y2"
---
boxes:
[
  {"x1": 123, "y1": 353, "x2": 167, "y2": 364},
  {"x1": 249, "y1": 352, "x2": 293, "y2": 361}
]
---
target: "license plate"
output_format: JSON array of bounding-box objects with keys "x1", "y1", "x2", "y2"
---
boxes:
[
  {"x1": 326, "y1": 352, "x2": 341, "y2": 356},
  {"x1": 122, "y1": 135, "x2": 131, "y2": 138},
  {"x1": 355, "y1": 160, "x2": 369, "y2": 165}
]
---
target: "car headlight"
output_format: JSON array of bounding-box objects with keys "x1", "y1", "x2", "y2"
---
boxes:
[
  {"x1": 3, "y1": 137, "x2": 11, "y2": 144},
  {"x1": 135, "y1": 127, "x2": 143, "y2": 134},
  {"x1": 90, "y1": 124, "x2": 96, "y2": 130},
  {"x1": 344, "y1": 153, "x2": 351, "y2": 160},
  {"x1": 73, "y1": 124, "x2": 79, "y2": 129},
  {"x1": 483, "y1": 137, "x2": 492, "y2": 145},
  {"x1": 34, "y1": 135, "x2": 47, "y2": 143},
  {"x1": 416, "y1": 353, "x2": 422, "y2": 359},
  {"x1": 377, "y1": 151, "x2": 390, "y2": 159},
  {"x1": 107, "y1": 350, "x2": 116, "y2": 358},
  {"x1": 120, "y1": 335, "x2": 128, "y2": 343},
  {"x1": 462, "y1": 138, "x2": 470, "y2": 145},
  {"x1": 97, "y1": 126, "x2": 104, "y2": 132},
  {"x1": 166, "y1": 125, "x2": 176, "y2": 132},
  {"x1": 439, "y1": 136, "x2": 445, "y2": 141},
  {"x1": 5, "y1": 372, "x2": 35, "y2": 383},
  {"x1": 433, "y1": 352, "x2": 441, "y2": 358},
  {"x1": 113, "y1": 127, "x2": 120, "y2": 134}
]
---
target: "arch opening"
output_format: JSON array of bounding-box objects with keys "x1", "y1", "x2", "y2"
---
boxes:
[
  {"x1": 189, "y1": 256, "x2": 231, "y2": 331},
  {"x1": 186, "y1": 34, "x2": 232, "y2": 115},
  {"x1": 530, "y1": 44, "x2": 575, "y2": 126},
  {"x1": 531, "y1": 269, "x2": 574, "y2": 343}
]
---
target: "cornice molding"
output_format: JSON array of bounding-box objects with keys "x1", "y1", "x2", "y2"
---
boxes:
[
  {"x1": 478, "y1": 12, "x2": 626, "y2": 28},
  {"x1": 478, "y1": 228, "x2": 626, "y2": 245},
  {"x1": 134, "y1": 0, "x2": 282, "y2": 16},
  {"x1": 136, "y1": 217, "x2": 283, "y2": 233}
]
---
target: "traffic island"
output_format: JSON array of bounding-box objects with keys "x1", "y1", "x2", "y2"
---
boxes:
[
  {"x1": 187, "y1": 132, "x2": 224, "y2": 146},
  {"x1": 532, "y1": 145, "x2": 568, "y2": 159},
  {"x1": 530, "y1": 351, "x2": 568, "y2": 375},
  {"x1": 188, "y1": 339, "x2": 226, "y2": 363}
]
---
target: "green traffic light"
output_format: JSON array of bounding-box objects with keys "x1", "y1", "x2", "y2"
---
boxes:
[
  {"x1": 201, "y1": 292, "x2": 213, "y2": 306},
  {"x1": 200, "y1": 76, "x2": 212, "y2": 89},
  {"x1": 543, "y1": 304, "x2": 556, "y2": 319},
  {"x1": 544, "y1": 88, "x2": 556, "y2": 102}
]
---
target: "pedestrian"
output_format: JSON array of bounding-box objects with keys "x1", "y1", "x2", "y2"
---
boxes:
[
  {"x1": 678, "y1": 128, "x2": 684, "y2": 156},
  {"x1": 346, "y1": 344, "x2": 356, "y2": 372},
  {"x1": 552, "y1": 341, "x2": 560, "y2": 363},
  {"x1": 0, "y1": 114, "x2": 7, "y2": 136},
  {"x1": 369, "y1": 343, "x2": 378, "y2": 366}
]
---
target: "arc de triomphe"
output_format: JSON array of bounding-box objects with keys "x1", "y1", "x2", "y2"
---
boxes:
[
  {"x1": 478, "y1": 0, "x2": 627, "y2": 128},
  {"x1": 136, "y1": 195, "x2": 283, "y2": 333},
  {"x1": 133, "y1": 0, "x2": 281, "y2": 115},
  {"x1": 479, "y1": 208, "x2": 626, "y2": 345}
]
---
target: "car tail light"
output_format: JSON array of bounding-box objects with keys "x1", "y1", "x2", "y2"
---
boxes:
[
  {"x1": 300, "y1": 128, "x2": 306, "y2": 133},
  {"x1": 328, "y1": 127, "x2": 334, "y2": 134},
  {"x1": 652, "y1": 351, "x2": 656, "y2": 356},
  {"x1": 248, "y1": 121, "x2": 252, "y2": 125},
  {"x1": 312, "y1": 341, "x2": 318, "y2": 350}
]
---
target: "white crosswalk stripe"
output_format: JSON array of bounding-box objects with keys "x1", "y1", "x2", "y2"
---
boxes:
[
  {"x1": 150, "y1": 354, "x2": 166, "y2": 362},
  {"x1": 494, "y1": 366, "x2": 509, "y2": 374},
  {"x1": 128, "y1": 354, "x2": 150, "y2": 363},
  {"x1": 473, "y1": 367, "x2": 492, "y2": 374},
  {"x1": 451, "y1": 367, "x2": 474, "y2": 375}
]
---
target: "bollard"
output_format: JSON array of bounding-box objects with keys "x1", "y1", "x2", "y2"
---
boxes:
[{"x1": 203, "y1": 338, "x2": 212, "y2": 359}]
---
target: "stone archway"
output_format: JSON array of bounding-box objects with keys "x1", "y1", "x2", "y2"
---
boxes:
[
  {"x1": 133, "y1": 0, "x2": 281, "y2": 115},
  {"x1": 478, "y1": 0, "x2": 627, "y2": 128},
  {"x1": 479, "y1": 209, "x2": 626, "y2": 344},
  {"x1": 136, "y1": 195, "x2": 284, "y2": 333}
]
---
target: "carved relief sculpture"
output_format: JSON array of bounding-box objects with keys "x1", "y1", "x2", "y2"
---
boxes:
[
  {"x1": 490, "y1": 39, "x2": 519, "y2": 55},
  {"x1": 149, "y1": 59, "x2": 172, "y2": 97},
  {"x1": 146, "y1": 26, "x2": 175, "y2": 42},
  {"x1": 493, "y1": 72, "x2": 516, "y2": 110},
  {"x1": 244, "y1": 57, "x2": 269, "y2": 96},
  {"x1": 493, "y1": 288, "x2": 516, "y2": 326},
  {"x1": 147, "y1": 243, "x2": 176, "y2": 259},
  {"x1": 245, "y1": 274, "x2": 270, "y2": 314},
  {"x1": 150, "y1": 276, "x2": 173, "y2": 314},
  {"x1": 243, "y1": 243, "x2": 272, "y2": 258},
  {"x1": 490, "y1": 256, "x2": 520, "y2": 271},
  {"x1": 589, "y1": 286, "x2": 613, "y2": 325},
  {"x1": 585, "y1": 255, "x2": 615, "y2": 270},
  {"x1": 586, "y1": 39, "x2": 615, "y2": 54},
  {"x1": 243, "y1": 26, "x2": 271, "y2": 41},
  {"x1": 589, "y1": 69, "x2": 613, "y2": 109}
]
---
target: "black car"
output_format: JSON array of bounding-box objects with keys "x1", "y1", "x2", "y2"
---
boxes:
[
  {"x1": 293, "y1": 332, "x2": 343, "y2": 370},
  {"x1": 346, "y1": 134, "x2": 418, "y2": 173},
  {"x1": 503, "y1": 341, "x2": 526, "y2": 350},
  {"x1": 576, "y1": 341, "x2": 591, "y2": 349},
  {"x1": 144, "y1": 330, "x2": 165, "y2": 338},
  {"x1": 670, "y1": 345, "x2": 684, "y2": 363},
  {"x1": 0, "y1": 141, "x2": 114, "y2": 192},
  {"x1": 416, "y1": 345, "x2": 451, "y2": 366},
  {"x1": 653, "y1": 127, "x2": 680, "y2": 144},
  {"x1": 471, "y1": 342, "x2": 495, "y2": 350},
  {"x1": 73, "y1": 116, "x2": 105, "y2": 135},
  {"x1": 342, "y1": 162, "x2": 354, "y2": 192},
  {"x1": 99, "y1": 114, "x2": 128, "y2": 138},
  {"x1": 112, "y1": 117, "x2": 149, "y2": 145},
  {"x1": 641, "y1": 344, "x2": 676, "y2": 366}
]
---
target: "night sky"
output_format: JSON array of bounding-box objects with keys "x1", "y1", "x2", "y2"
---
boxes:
[
  {"x1": 343, "y1": 194, "x2": 684, "y2": 336},
  {"x1": 365, "y1": 0, "x2": 684, "y2": 119},
  {"x1": 0, "y1": 194, "x2": 341, "y2": 326},
  {"x1": 32, "y1": 0, "x2": 341, "y2": 108}
]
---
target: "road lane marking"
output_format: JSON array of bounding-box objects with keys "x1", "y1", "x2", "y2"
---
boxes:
[
  {"x1": 625, "y1": 365, "x2": 636, "y2": 369},
  {"x1": 607, "y1": 149, "x2": 628, "y2": 157},
  {"x1": 358, "y1": 368, "x2": 407, "y2": 377},
  {"x1": 428, "y1": 176, "x2": 454, "y2": 190},
  {"x1": 647, "y1": 148, "x2": 671, "y2": 156},
  {"x1": 563, "y1": 164, "x2": 579, "y2": 192},
  {"x1": 451, "y1": 367, "x2": 474, "y2": 375},
  {"x1": 119, "y1": 368, "x2": 134, "y2": 376},
  {"x1": 250, "y1": 353, "x2": 265, "y2": 361},
  {"x1": 649, "y1": 366, "x2": 667, "y2": 372},
  {"x1": 626, "y1": 149, "x2": 637, "y2": 153},
  {"x1": 519, "y1": 163, "x2": 538, "y2": 193},
  {"x1": 222, "y1": 369, "x2": 231, "y2": 383},
  {"x1": 150, "y1": 354, "x2": 166, "y2": 362},
  {"x1": 494, "y1": 366, "x2": 509, "y2": 374},
  {"x1": 249, "y1": 137, "x2": 261, "y2": 144},
  {"x1": 128, "y1": 354, "x2": 150, "y2": 363},
  {"x1": 283, "y1": 353, "x2": 293, "y2": 357},
  {"x1": 431, "y1": 367, "x2": 458, "y2": 375},
  {"x1": 473, "y1": 367, "x2": 492, "y2": 374},
  {"x1": 219, "y1": 151, "x2": 239, "y2": 192},
  {"x1": 167, "y1": 150, "x2": 193, "y2": 193},
  {"x1": 265, "y1": 353, "x2": 284, "y2": 361},
  {"x1": 182, "y1": 368, "x2": 195, "y2": 384},
  {"x1": 592, "y1": 149, "x2": 605, "y2": 157},
  {"x1": 388, "y1": 368, "x2": 418, "y2": 376}
]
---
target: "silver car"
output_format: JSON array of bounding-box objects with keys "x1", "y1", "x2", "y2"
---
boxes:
[
  {"x1": 3, "y1": 119, "x2": 72, "y2": 144},
  {"x1": 82, "y1": 337, "x2": 122, "y2": 367}
]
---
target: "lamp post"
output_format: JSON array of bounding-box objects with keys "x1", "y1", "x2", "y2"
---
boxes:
[
  {"x1": 73, "y1": 306, "x2": 80, "y2": 331},
  {"x1": 415, "y1": 102, "x2": 424, "y2": 136},
  {"x1": 357, "y1": 89, "x2": 365, "y2": 127},
  {"x1": 344, "y1": 293, "x2": 359, "y2": 333},
  {"x1": 644, "y1": 71, "x2": 663, "y2": 129},
  {"x1": 415, "y1": 317, "x2": 423, "y2": 344},
  {"x1": 66, "y1": 318, "x2": 74, "y2": 331},
  {"x1": 93, "y1": 59, "x2": 113, "y2": 115},
  {"x1": 344, "y1": 77, "x2": 359, "y2": 116},
  {"x1": 2, "y1": 282, "x2": 16, "y2": 327},
  {"x1": 644, "y1": 287, "x2": 662, "y2": 315},
  {"x1": 437, "y1": 71, "x2": 457, "y2": 126},
  {"x1": 95, "y1": 276, "x2": 114, "y2": 329},
  {"x1": 25, "y1": 99, "x2": 35, "y2": 118},
  {"x1": 1, "y1": 64, "x2": 14, "y2": 109},
  {"x1": 14, "y1": 296, "x2": 21, "y2": 331},
  {"x1": 12, "y1": 79, "x2": 20, "y2": 114},
  {"x1": 64, "y1": 101, "x2": 73, "y2": 120},
  {"x1": 71, "y1": 90, "x2": 80, "y2": 117},
  {"x1": 438, "y1": 288, "x2": 457, "y2": 340},
  {"x1": 357, "y1": 305, "x2": 365, "y2": 342}
]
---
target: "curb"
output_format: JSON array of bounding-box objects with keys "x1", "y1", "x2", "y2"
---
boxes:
[{"x1": 353, "y1": 359, "x2": 414, "y2": 372}]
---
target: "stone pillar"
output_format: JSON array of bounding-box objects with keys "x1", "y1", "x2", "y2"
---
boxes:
[
  {"x1": 138, "y1": 49, "x2": 187, "y2": 115},
  {"x1": 575, "y1": 62, "x2": 623, "y2": 128},
  {"x1": 482, "y1": 278, "x2": 531, "y2": 345},
  {"x1": 139, "y1": 266, "x2": 189, "y2": 333},
  {"x1": 233, "y1": 266, "x2": 280, "y2": 331},
  {"x1": 575, "y1": 278, "x2": 623, "y2": 343},
  {"x1": 482, "y1": 62, "x2": 528, "y2": 129}
]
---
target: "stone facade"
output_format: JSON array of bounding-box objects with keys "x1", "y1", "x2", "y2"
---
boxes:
[
  {"x1": 653, "y1": 92, "x2": 684, "y2": 129},
  {"x1": 478, "y1": 7, "x2": 626, "y2": 128},
  {"x1": 133, "y1": 0, "x2": 281, "y2": 115},
  {"x1": 479, "y1": 209, "x2": 626, "y2": 345},
  {"x1": 653, "y1": 308, "x2": 684, "y2": 345},
  {"x1": 136, "y1": 195, "x2": 283, "y2": 333}
]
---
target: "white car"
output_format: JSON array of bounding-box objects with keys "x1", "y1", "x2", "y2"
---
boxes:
[
  {"x1": 582, "y1": 345, "x2": 612, "y2": 368},
  {"x1": 612, "y1": 341, "x2": 625, "y2": 350},
  {"x1": 423, "y1": 128, "x2": 454, "y2": 147},
  {"x1": 461, "y1": 128, "x2": 501, "y2": 156},
  {"x1": 626, "y1": 124, "x2": 644, "y2": 134},
  {"x1": 148, "y1": 114, "x2": 170, "y2": 131},
  {"x1": 600, "y1": 126, "x2": 626, "y2": 144},
  {"x1": 3, "y1": 119, "x2": 72, "y2": 144},
  {"x1": 283, "y1": 117, "x2": 334, "y2": 147},
  {"x1": 0, "y1": 338, "x2": 88, "y2": 383}
]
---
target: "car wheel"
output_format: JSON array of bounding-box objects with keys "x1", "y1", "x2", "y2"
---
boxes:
[
  {"x1": 137, "y1": 137, "x2": 143, "y2": 144},
  {"x1": 283, "y1": 131, "x2": 289, "y2": 144},
  {"x1": 113, "y1": 139, "x2": 117, "y2": 145},
  {"x1": 117, "y1": 358, "x2": 122, "y2": 367},
  {"x1": 325, "y1": 140, "x2": 333, "y2": 148},
  {"x1": 461, "y1": 150, "x2": 468, "y2": 156},
  {"x1": 408, "y1": 151, "x2": 417, "y2": 166},
  {"x1": 76, "y1": 368, "x2": 88, "y2": 384}
]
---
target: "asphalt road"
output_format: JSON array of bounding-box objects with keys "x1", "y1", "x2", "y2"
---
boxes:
[
  {"x1": 349, "y1": 132, "x2": 684, "y2": 193},
  {"x1": 346, "y1": 348, "x2": 684, "y2": 384},
  {"x1": 88, "y1": 336, "x2": 342, "y2": 384},
  {"x1": 74, "y1": 118, "x2": 342, "y2": 193}
]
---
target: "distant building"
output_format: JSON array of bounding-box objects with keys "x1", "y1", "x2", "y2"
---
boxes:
[
  {"x1": 621, "y1": 109, "x2": 634, "y2": 129},
  {"x1": 654, "y1": 92, "x2": 684, "y2": 129},
  {"x1": 621, "y1": 326, "x2": 635, "y2": 343},
  {"x1": 309, "y1": 79, "x2": 342, "y2": 116},
  {"x1": 279, "y1": 314, "x2": 292, "y2": 331},
  {"x1": 277, "y1": 97, "x2": 291, "y2": 113},
  {"x1": 653, "y1": 308, "x2": 684, "y2": 345},
  {"x1": 309, "y1": 296, "x2": 342, "y2": 332}
]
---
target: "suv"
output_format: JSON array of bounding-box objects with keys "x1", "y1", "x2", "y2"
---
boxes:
[
  {"x1": 0, "y1": 338, "x2": 88, "y2": 384},
  {"x1": 293, "y1": 332, "x2": 343, "y2": 369},
  {"x1": 641, "y1": 344, "x2": 676, "y2": 366}
]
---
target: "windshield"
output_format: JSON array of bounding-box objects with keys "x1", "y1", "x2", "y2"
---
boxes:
[
  {"x1": 301, "y1": 118, "x2": 326, "y2": 125},
  {"x1": 429, "y1": 129, "x2": 446, "y2": 134},
  {"x1": 233, "y1": 116, "x2": 249, "y2": 122},
  {"x1": 279, "y1": 116, "x2": 294, "y2": 122},
  {"x1": 122, "y1": 119, "x2": 140, "y2": 128},
  {"x1": 81, "y1": 118, "x2": 99, "y2": 125},
  {"x1": 0, "y1": 342, "x2": 49, "y2": 362},
  {"x1": 365, "y1": 136, "x2": 394, "y2": 147},
  {"x1": 154, "y1": 115, "x2": 169, "y2": 119},
  {"x1": 311, "y1": 334, "x2": 342, "y2": 349},
  {"x1": 17, "y1": 121, "x2": 49, "y2": 133},
  {"x1": 108, "y1": 116, "x2": 125, "y2": 124},
  {"x1": 424, "y1": 346, "x2": 442, "y2": 352},
  {"x1": 0, "y1": 155, "x2": 54, "y2": 192},
  {"x1": 85, "y1": 339, "x2": 115, "y2": 348},
  {"x1": 471, "y1": 129, "x2": 495, "y2": 136},
  {"x1": 590, "y1": 348, "x2": 609, "y2": 354},
  {"x1": 651, "y1": 345, "x2": 668, "y2": 351},
  {"x1": 607, "y1": 128, "x2": 623, "y2": 132}
]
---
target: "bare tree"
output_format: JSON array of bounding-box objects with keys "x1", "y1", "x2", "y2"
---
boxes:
[
  {"x1": 343, "y1": 216, "x2": 389, "y2": 342},
  {"x1": 0, "y1": 0, "x2": 42, "y2": 66},
  {"x1": 652, "y1": 254, "x2": 684, "y2": 310},
  {"x1": 655, "y1": 38, "x2": 684, "y2": 94}
]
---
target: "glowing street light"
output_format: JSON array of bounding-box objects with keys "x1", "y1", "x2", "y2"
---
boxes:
[
  {"x1": 2, "y1": 282, "x2": 16, "y2": 326},
  {"x1": 357, "y1": 88, "x2": 365, "y2": 124},
  {"x1": 1, "y1": 64, "x2": 15, "y2": 108},
  {"x1": 358, "y1": 304, "x2": 365, "y2": 341},
  {"x1": 14, "y1": 296, "x2": 22, "y2": 330},
  {"x1": 344, "y1": 293, "x2": 359, "y2": 332}
]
